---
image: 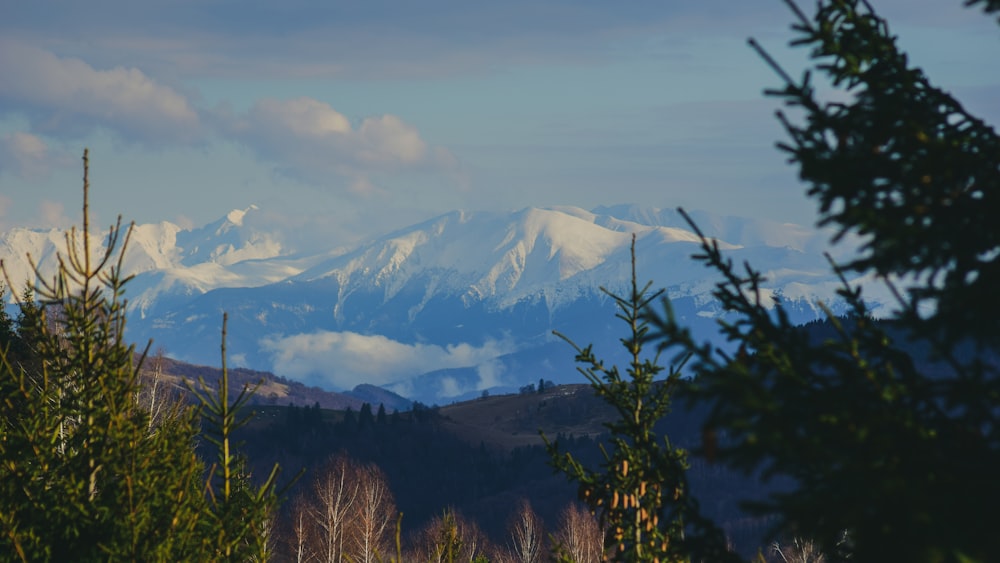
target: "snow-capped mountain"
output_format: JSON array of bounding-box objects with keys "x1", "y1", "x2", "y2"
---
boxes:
[
  {"x1": 0, "y1": 204, "x2": 883, "y2": 404},
  {"x1": 0, "y1": 205, "x2": 329, "y2": 316}
]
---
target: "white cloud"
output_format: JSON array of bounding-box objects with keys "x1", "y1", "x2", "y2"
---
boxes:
[
  {"x1": 38, "y1": 200, "x2": 73, "y2": 229},
  {"x1": 356, "y1": 114, "x2": 427, "y2": 164},
  {"x1": 0, "y1": 132, "x2": 52, "y2": 180},
  {"x1": 260, "y1": 330, "x2": 513, "y2": 390},
  {"x1": 437, "y1": 377, "x2": 462, "y2": 399},
  {"x1": 392, "y1": 360, "x2": 508, "y2": 401},
  {"x1": 219, "y1": 96, "x2": 455, "y2": 191},
  {"x1": 475, "y1": 359, "x2": 506, "y2": 390},
  {"x1": 250, "y1": 98, "x2": 351, "y2": 138},
  {"x1": 0, "y1": 37, "x2": 460, "y2": 208},
  {"x1": 0, "y1": 39, "x2": 201, "y2": 144}
]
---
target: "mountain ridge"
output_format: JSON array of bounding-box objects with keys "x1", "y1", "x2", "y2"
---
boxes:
[{"x1": 1, "y1": 203, "x2": 880, "y2": 404}]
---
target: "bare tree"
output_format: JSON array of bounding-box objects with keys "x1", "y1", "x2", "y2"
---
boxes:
[
  {"x1": 453, "y1": 510, "x2": 492, "y2": 563},
  {"x1": 309, "y1": 454, "x2": 360, "y2": 563},
  {"x1": 350, "y1": 462, "x2": 397, "y2": 563},
  {"x1": 135, "y1": 347, "x2": 186, "y2": 433},
  {"x1": 285, "y1": 495, "x2": 315, "y2": 563},
  {"x1": 409, "y1": 508, "x2": 492, "y2": 563},
  {"x1": 771, "y1": 537, "x2": 826, "y2": 563},
  {"x1": 552, "y1": 503, "x2": 603, "y2": 563},
  {"x1": 249, "y1": 510, "x2": 277, "y2": 563},
  {"x1": 499, "y1": 499, "x2": 544, "y2": 563}
]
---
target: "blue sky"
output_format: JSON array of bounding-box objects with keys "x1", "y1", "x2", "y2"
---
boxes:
[{"x1": 1, "y1": 0, "x2": 997, "y2": 250}]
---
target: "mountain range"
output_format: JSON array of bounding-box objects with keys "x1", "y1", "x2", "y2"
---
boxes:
[{"x1": 0, "y1": 203, "x2": 886, "y2": 404}]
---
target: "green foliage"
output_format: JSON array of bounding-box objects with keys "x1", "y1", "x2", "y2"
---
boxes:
[
  {"x1": 0, "y1": 151, "x2": 284, "y2": 562},
  {"x1": 757, "y1": 0, "x2": 1000, "y2": 347},
  {"x1": 647, "y1": 2, "x2": 1000, "y2": 561},
  {"x1": 0, "y1": 150, "x2": 212, "y2": 561},
  {"x1": 966, "y1": 0, "x2": 1000, "y2": 22},
  {"x1": 546, "y1": 237, "x2": 735, "y2": 563},
  {"x1": 189, "y1": 313, "x2": 283, "y2": 562},
  {"x1": 433, "y1": 509, "x2": 464, "y2": 563},
  {"x1": 0, "y1": 288, "x2": 14, "y2": 349},
  {"x1": 10, "y1": 290, "x2": 43, "y2": 375}
]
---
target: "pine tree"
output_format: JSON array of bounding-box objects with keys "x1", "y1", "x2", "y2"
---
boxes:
[
  {"x1": 545, "y1": 236, "x2": 735, "y2": 562},
  {"x1": 189, "y1": 313, "x2": 282, "y2": 562},
  {"x1": 0, "y1": 150, "x2": 284, "y2": 561},
  {"x1": 647, "y1": 1, "x2": 1000, "y2": 561},
  {"x1": 0, "y1": 286, "x2": 15, "y2": 351},
  {"x1": 0, "y1": 150, "x2": 212, "y2": 561}
]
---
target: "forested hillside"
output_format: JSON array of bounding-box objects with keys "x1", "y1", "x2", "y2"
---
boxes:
[{"x1": 233, "y1": 384, "x2": 780, "y2": 560}]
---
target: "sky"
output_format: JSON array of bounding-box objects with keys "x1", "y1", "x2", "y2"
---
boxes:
[{"x1": 1, "y1": 0, "x2": 998, "y2": 251}]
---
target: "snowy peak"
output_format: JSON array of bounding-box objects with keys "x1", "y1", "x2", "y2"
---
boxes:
[
  {"x1": 296, "y1": 206, "x2": 627, "y2": 288},
  {"x1": 470, "y1": 207, "x2": 626, "y2": 300},
  {"x1": 225, "y1": 204, "x2": 258, "y2": 228},
  {"x1": 0, "y1": 205, "x2": 303, "y2": 314},
  {"x1": 1, "y1": 205, "x2": 850, "y2": 313},
  {"x1": 176, "y1": 205, "x2": 281, "y2": 267},
  {"x1": 124, "y1": 221, "x2": 183, "y2": 272},
  {"x1": 2, "y1": 202, "x2": 880, "y2": 404},
  {"x1": 292, "y1": 206, "x2": 762, "y2": 313}
]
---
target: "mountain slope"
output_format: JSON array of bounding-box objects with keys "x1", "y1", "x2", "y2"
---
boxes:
[{"x1": 2, "y1": 204, "x2": 880, "y2": 404}]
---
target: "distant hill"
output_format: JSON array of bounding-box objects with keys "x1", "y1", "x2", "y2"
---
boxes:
[
  {"x1": 436, "y1": 384, "x2": 614, "y2": 451},
  {"x1": 137, "y1": 353, "x2": 412, "y2": 412},
  {"x1": 236, "y1": 382, "x2": 776, "y2": 559}
]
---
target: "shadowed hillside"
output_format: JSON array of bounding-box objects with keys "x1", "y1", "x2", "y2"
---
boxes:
[
  {"x1": 235, "y1": 382, "x2": 779, "y2": 558},
  {"x1": 136, "y1": 353, "x2": 412, "y2": 412}
]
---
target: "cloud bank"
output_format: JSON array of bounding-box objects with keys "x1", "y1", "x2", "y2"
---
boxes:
[
  {"x1": 0, "y1": 39, "x2": 202, "y2": 144},
  {"x1": 219, "y1": 97, "x2": 456, "y2": 192},
  {"x1": 260, "y1": 330, "x2": 515, "y2": 391},
  {"x1": 0, "y1": 132, "x2": 52, "y2": 181},
  {"x1": 0, "y1": 40, "x2": 458, "y2": 196}
]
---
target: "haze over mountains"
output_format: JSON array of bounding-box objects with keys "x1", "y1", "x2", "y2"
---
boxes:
[{"x1": 0, "y1": 204, "x2": 886, "y2": 404}]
